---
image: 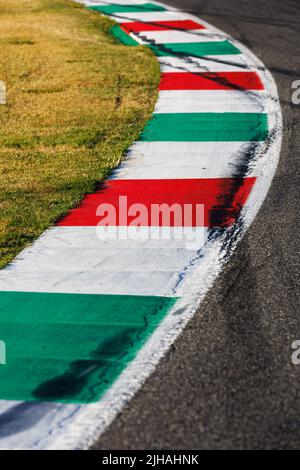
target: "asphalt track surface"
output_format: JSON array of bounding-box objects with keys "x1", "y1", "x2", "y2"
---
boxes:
[{"x1": 94, "y1": 0, "x2": 300, "y2": 450}]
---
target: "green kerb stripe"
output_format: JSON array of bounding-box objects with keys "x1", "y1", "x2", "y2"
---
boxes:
[
  {"x1": 110, "y1": 24, "x2": 139, "y2": 46},
  {"x1": 0, "y1": 291, "x2": 177, "y2": 403},
  {"x1": 149, "y1": 41, "x2": 240, "y2": 57},
  {"x1": 88, "y1": 3, "x2": 166, "y2": 14},
  {"x1": 141, "y1": 113, "x2": 268, "y2": 142}
]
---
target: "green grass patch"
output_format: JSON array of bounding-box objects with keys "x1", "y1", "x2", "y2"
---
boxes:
[{"x1": 0, "y1": 0, "x2": 160, "y2": 269}]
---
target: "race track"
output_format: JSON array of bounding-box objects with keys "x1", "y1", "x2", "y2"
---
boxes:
[
  {"x1": 0, "y1": 0, "x2": 297, "y2": 450},
  {"x1": 94, "y1": 0, "x2": 300, "y2": 450}
]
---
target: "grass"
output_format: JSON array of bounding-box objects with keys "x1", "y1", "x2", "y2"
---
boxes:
[{"x1": 0, "y1": 0, "x2": 160, "y2": 269}]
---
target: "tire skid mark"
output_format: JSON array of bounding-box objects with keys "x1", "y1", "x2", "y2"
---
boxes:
[{"x1": 0, "y1": 0, "x2": 282, "y2": 449}]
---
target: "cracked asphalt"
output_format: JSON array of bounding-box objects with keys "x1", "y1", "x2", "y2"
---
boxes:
[{"x1": 93, "y1": 0, "x2": 300, "y2": 450}]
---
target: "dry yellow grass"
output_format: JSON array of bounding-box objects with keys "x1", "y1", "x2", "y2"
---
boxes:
[{"x1": 0, "y1": 0, "x2": 159, "y2": 268}]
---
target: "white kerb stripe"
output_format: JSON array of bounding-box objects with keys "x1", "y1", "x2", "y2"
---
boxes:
[
  {"x1": 83, "y1": 1, "x2": 151, "y2": 5},
  {"x1": 109, "y1": 11, "x2": 192, "y2": 23},
  {"x1": 158, "y1": 55, "x2": 258, "y2": 73},
  {"x1": 154, "y1": 90, "x2": 267, "y2": 113},
  {"x1": 112, "y1": 141, "x2": 263, "y2": 179}
]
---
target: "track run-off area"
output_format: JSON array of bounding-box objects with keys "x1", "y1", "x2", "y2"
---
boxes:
[{"x1": 0, "y1": 0, "x2": 282, "y2": 449}]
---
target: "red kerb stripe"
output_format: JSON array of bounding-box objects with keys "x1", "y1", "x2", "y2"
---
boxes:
[
  {"x1": 159, "y1": 72, "x2": 264, "y2": 90},
  {"x1": 58, "y1": 178, "x2": 256, "y2": 228}
]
